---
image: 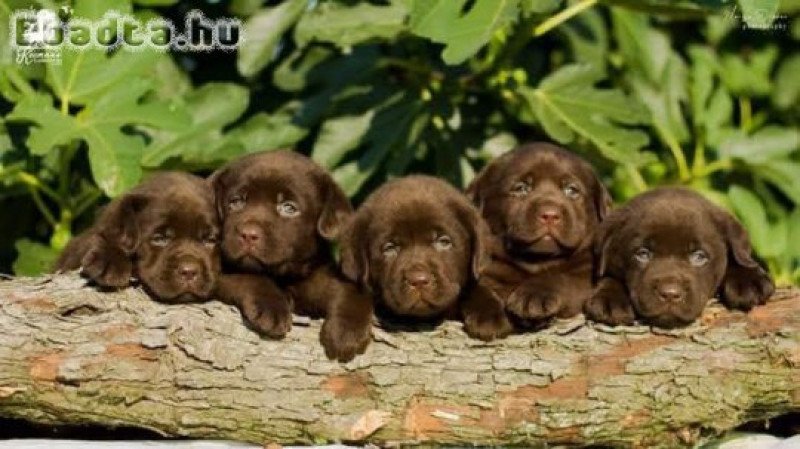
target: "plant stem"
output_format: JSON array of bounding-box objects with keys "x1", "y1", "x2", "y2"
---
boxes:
[
  {"x1": 74, "y1": 189, "x2": 102, "y2": 217},
  {"x1": 25, "y1": 186, "x2": 57, "y2": 226},
  {"x1": 626, "y1": 164, "x2": 648, "y2": 192},
  {"x1": 17, "y1": 172, "x2": 62, "y2": 204},
  {"x1": 534, "y1": 0, "x2": 598, "y2": 37},
  {"x1": 699, "y1": 158, "x2": 732, "y2": 177},
  {"x1": 655, "y1": 125, "x2": 690, "y2": 182},
  {"x1": 739, "y1": 97, "x2": 752, "y2": 132}
]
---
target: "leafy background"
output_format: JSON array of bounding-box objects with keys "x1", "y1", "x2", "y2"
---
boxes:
[{"x1": 0, "y1": 0, "x2": 798, "y2": 287}]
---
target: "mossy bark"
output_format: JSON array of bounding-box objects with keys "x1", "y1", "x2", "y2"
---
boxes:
[{"x1": 0, "y1": 275, "x2": 798, "y2": 448}]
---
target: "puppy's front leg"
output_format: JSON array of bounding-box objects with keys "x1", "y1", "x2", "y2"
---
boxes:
[
  {"x1": 506, "y1": 274, "x2": 565, "y2": 321},
  {"x1": 584, "y1": 277, "x2": 635, "y2": 325},
  {"x1": 462, "y1": 281, "x2": 514, "y2": 341},
  {"x1": 56, "y1": 232, "x2": 133, "y2": 288},
  {"x1": 720, "y1": 263, "x2": 774, "y2": 311},
  {"x1": 216, "y1": 274, "x2": 293, "y2": 339},
  {"x1": 320, "y1": 282, "x2": 373, "y2": 363}
]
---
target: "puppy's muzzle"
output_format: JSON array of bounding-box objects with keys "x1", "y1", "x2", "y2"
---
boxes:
[
  {"x1": 652, "y1": 277, "x2": 687, "y2": 303},
  {"x1": 174, "y1": 256, "x2": 208, "y2": 289},
  {"x1": 237, "y1": 222, "x2": 264, "y2": 249}
]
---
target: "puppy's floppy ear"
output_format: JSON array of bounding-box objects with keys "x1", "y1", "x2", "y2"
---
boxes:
[
  {"x1": 317, "y1": 175, "x2": 353, "y2": 240},
  {"x1": 338, "y1": 212, "x2": 370, "y2": 286},
  {"x1": 592, "y1": 176, "x2": 613, "y2": 221},
  {"x1": 207, "y1": 167, "x2": 229, "y2": 220},
  {"x1": 97, "y1": 193, "x2": 149, "y2": 255},
  {"x1": 715, "y1": 207, "x2": 774, "y2": 308},
  {"x1": 594, "y1": 208, "x2": 628, "y2": 279},
  {"x1": 452, "y1": 199, "x2": 492, "y2": 279},
  {"x1": 466, "y1": 156, "x2": 504, "y2": 210}
]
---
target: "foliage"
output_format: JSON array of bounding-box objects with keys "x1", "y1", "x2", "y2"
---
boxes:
[{"x1": 0, "y1": 0, "x2": 798, "y2": 286}]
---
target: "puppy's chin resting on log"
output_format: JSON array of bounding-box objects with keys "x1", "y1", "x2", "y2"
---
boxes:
[
  {"x1": 586, "y1": 187, "x2": 775, "y2": 328},
  {"x1": 0, "y1": 275, "x2": 797, "y2": 447}
]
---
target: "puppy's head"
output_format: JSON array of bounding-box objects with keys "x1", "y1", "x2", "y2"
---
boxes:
[
  {"x1": 210, "y1": 150, "x2": 351, "y2": 276},
  {"x1": 340, "y1": 176, "x2": 490, "y2": 318},
  {"x1": 467, "y1": 142, "x2": 611, "y2": 260},
  {"x1": 596, "y1": 187, "x2": 770, "y2": 327},
  {"x1": 98, "y1": 172, "x2": 220, "y2": 302}
]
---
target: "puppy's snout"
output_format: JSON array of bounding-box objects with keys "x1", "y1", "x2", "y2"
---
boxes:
[
  {"x1": 655, "y1": 280, "x2": 686, "y2": 303},
  {"x1": 537, "y1": 205, "x2": 562, "y2": 226},
  {"x1": 404, "y1": 268, "x2": 431, "y2": 289},
  {"x1": 177, "y1": 260, "x2": 201, "y2": 283},
  {"x1": 238, "y1": 223, "x2": 263, "y2": 245}
]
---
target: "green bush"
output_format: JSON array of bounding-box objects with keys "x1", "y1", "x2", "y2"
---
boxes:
[{"x1": 1, "y1": 0, "x2": 798, "y2": 286}]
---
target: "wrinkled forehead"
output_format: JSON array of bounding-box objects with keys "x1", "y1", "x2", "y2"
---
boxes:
[
  {"x1": 369, "y1": 200, "x2": 464, "y2": 240},
  {"x1": 507, "y1": 151, "x2": 591, "y2": 184},
  {"x1": 139, "y1": 193, "x2": 218, "y2": 231},
  {"x1": 627, "y1": 205, "x2": 722, "y2": 251},
  {"x1": 225, "y1": 165, "x2": 318, "y2": 199}
]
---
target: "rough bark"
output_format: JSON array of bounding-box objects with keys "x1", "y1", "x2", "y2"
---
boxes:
[{"x1": 0, "y1": 275, "x2": 798, "y2": 448}]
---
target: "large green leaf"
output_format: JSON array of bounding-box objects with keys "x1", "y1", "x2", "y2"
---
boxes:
[
  {"x1": 518, "y1": 64, "x2": 651, "y2": 165},
  {"x1": 312, "y1": 110, "x2": 376, "y2": 169},
  {"x1": 611, "y1": 8, "x2": 670, "y2": 84},
  {"x1": 141, "y1": 82, "x2": 249, "y2": 167},
  {"x1": 237, "y1": 0, "x2": 306, "y2": 77},
  {"x1": 409, "y1": 0, "x2": 519, "y2": 65},
  {"x1": 737, "y1": 0, "x2": 780, "y2": 29},
  {"x1": 719, "y1": 46, "x2": 779, "y2": 97},
  {"x1": 720, "y1": 126, "x2": 800, "y2": 164},
  {"x1": 728, "y1": 186, "x2": 776, "y2": 257},
  {"x1": 8, "y1": 79, "x2": 190, "y2": 196},
  {"x1": 560, "y1": 8, "x2": 607, "y2": 73},
  {"x1": 227, "y1": 105, "x2": 308, "y2": 154},
  {"x1": 773, "y1": 53, "x2": 800, "y2": 110},
  {"x1": 521, "y1": 0, "x2": 562, "y2": 15},
  {"x1": 751, "y1": 160, "x2": 800, "y2": 205},
  {"x1": 294, "y1": 0, "x2": 408, "y2": 50},
  {"x1": 12, "y1": 238, "x2": 60, "y2": 276}
]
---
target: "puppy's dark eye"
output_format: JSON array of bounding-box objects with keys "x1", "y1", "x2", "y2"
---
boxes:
[
  {"x1": 689, "y1": 250, "x2": 709, "y2": 267},
  {"x1": 511, "y1": 181, "x2": 531, "y2": 196},
  {"x1": 277, "y1": 201, "x2": 300, "y2": 218},
  {"x1": 563, "y1": 183, "x2": 581, "y2": 199},
  {"x1": 382, "y1": 242, "x2": 399, "y2": 258},
  {"x1": 151, "y1": 233, "x2": 170, "y2": 247},
  {"x1": 633, "y1": 247, "x2": 652, "y2": 264},
  {"x1": 433, "y1": 234, "x2": 453, "y2": 251},
  {"x1": 228, "y1": 195, "x2": 245, "y2": 211}
]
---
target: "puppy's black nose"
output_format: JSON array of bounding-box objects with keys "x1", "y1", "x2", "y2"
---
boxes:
[
  {"x1": 238, "y1": 224, "x2": 262, "y2": 245},
  {"x1": 656, "y1": 283, "x2": 684, "y2": 302},
  {"x1": 537, "y1": 207, "x2": 561, "y2": 225},
  {"x1": 178, "y1": 261, "x2": 200, "y2": 283},
  {"x1": 404, "y1": 269, "x2": 431, "y2": 288}
]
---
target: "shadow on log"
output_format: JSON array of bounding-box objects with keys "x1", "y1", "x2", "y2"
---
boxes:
[{"x1": 0, "y1": 275, "x2": 798, "y2": 448}]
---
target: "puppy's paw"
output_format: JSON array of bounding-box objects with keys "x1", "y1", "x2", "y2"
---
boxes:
[
  {"x1": 80, "y1": 244, "x2": 132, "y2": 288},
  {"x1": 584, "y1": 287, "x2": 635, "y2": 326},
  {"x1": 320, "y1": 317, "x2": 371, "y2": 362},
  {"x1": 722, "y1": 265, "x2": 774, "y2": 311},
  {"x1": 240, "y1": 295, "x2": 293, "y2": 339},
  {"x1": 463, "y1": 306, "x2": 514, "y2": 341},
  {"x1": 506, "y1": 283, "x2": 561, "y2": 321}
]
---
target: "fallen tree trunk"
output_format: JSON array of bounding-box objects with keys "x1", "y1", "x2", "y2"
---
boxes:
[{"x1": 0, "y1": 275, "x2": 797, "y2": 448}]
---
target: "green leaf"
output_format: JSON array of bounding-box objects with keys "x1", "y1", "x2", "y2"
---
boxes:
[
  {"x1": 133, "y1": 0, "x2": 179, "y2": 5},
  {"x1": 13, "y1": 238, "x2": 60, "y2": 276},
  {"x1": 737, "y1": 0, "x2": 780, "y2": 29},
  {"x1": 788, "y1": 208, "x2": 800, "y2": 258},
  {"x1": 719, "y1": 46, "x2": 779, "y2": 97},
  {"x1": 773, "y1": 53, "x2": 800, "y2": 110},
  {"x1": 312, "y1": 110, "x2": 376, "y2": 169},
  {"x1": 9, "y1": 79, "x2": 190, "y2": 196},
  {"x1": 728, "y1": 186, "x2": 774, "y2": 257},
  {"x1": 142, "y1": 82, "x2": 249, "y2": 167},
  {"x1": 227, "y1": 105, "x2": 308, "y2": 154},
  {"x1": 294, "y1": 0, "x2": 408, "y2": 49},
  {"x1": 560, "y1": 8, "x2": 608, "y2": 73},
  {"x1": 611, "y1": 8, "x2": 671, "y2": 84},
  {"x1": 720, "y1": 126, "x2": 800, "y2": 164},
  {"x1": 237, "y1": 0, "x2": 306, "y2": 77},
  {"x1": 518, "y1": 64, "x2": 651, "y2": 165},
  {"x1": 751, "y1": 160, "x2": 800, "y2": 205},
  {"x1": 409, "y1": 0, "x2": 519, "y2": 65},
  {"x1": 521, "y1": 0, "x2": 562, "y2": 15}
]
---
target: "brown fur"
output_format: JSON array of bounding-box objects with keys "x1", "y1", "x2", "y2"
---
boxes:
[
  {"x1": 210, "y1": 150, "x2": 369, "y2": 359},
  {"x1": 54, "y1": 172, "x2": 221, "y2": 303},
  {"x1": 466, "y1": 142, "x2": 611, "y2": 334},
  {"x1": 331, "y1": 175, "x2": 505, "y2": 350},
  {"x1": 585, "y1": 187, "x2": 774, "y2": 327}
]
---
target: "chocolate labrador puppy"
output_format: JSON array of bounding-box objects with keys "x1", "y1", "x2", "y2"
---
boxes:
[
  {"x1": 331, "y1": 175, "x2": 500, "y2": 350},
  {"x1": 585, "y1": 187, "x2": 774, "y2": 328},
  {"x1": 467, "y1": 142, "x2": 611, "y2": 333},
  {"x1": 55, "y1": 172, "x2": 221, "y2": 303},
  {"x1": 210, "y1": 150, "x2": 370, "y2": 359}
]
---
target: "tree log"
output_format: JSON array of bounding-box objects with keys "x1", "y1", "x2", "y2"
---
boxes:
[{"x1": 0, "y1": 275, "x2": 798, "y2": 448}]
